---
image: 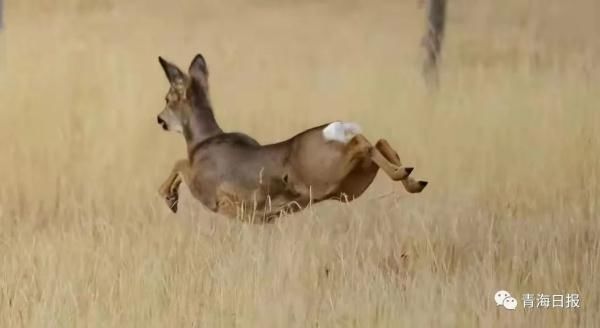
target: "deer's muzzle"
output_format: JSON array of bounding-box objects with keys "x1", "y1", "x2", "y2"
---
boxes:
[{"x1": 157, "y1": 116, "x2": 168, "y2": 130}]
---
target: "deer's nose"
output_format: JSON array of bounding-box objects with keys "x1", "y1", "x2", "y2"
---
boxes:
[{"x1": 157, "y1": 116, "x2": 168, "y2": 130}]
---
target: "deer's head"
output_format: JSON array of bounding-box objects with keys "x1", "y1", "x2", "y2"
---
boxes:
[{"x1": 156, "y1": 54, "x2": 210, "y2": 134}]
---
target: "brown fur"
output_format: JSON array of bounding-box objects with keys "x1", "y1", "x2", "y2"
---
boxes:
[{"x1": 156, "y1": 54, "x2": 428, "y2": 223}]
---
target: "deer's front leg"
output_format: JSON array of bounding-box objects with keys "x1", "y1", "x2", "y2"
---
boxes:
[{"x1": 158, "y1": 159, "x2": 190, "y2": 213}]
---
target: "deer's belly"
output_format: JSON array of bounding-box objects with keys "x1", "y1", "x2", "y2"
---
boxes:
[{"x1": 213, "y1": 181, "x2": 309, "y2": 222}]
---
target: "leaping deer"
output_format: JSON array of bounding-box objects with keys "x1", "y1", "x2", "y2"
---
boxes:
[{"x1": 156, "y1": 54, "x2": 428, "y2": 223}]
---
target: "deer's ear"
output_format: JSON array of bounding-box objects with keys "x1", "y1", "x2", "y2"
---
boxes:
[
  {"x1": 188, "y1": 53, "x2": 208, "y2": 78},
  {"x1": 188, "y1": 53, "x2": 210, "y2": 96},
  {"x1": 159, "y1": 56, "x2": 185, "y2": 85}
]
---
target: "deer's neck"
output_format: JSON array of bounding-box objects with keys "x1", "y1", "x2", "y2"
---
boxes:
[{"x1": 183, "y1": 105, "x2": 222, "y2": 157}]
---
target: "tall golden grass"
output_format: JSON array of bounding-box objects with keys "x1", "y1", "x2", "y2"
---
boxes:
[{"x1": 0, "y1": 0, "x2": 599, "y2": 326}]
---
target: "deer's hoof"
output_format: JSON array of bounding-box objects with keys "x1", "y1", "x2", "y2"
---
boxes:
[
  {"x1": 391, "y1": 167, "x2": 413, "y2": 180},
  {"x1": 408, "y1": 180, "x2": 428, "y2": 193}
]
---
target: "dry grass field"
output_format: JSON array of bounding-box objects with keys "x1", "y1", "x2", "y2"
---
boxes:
[{"x1": 1, "y1": 0, "x2": 599, "y2": 327}]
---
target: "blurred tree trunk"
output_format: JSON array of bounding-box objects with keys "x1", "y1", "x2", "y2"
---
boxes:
[{"x1": 422, "y1": 0, "x2": 447, "y2": 90}]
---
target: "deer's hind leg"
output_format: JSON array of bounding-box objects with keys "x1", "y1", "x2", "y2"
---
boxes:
[
  {"x1": 328, "y1": 134, "x2": 413, "y2": 202},
  {"x1": 158, "y1": 159, "x2": 191, "y2": 213},
  {"x1": 375, "y1": 139, "x2": 428, "y2": 193},
  {"x1": 348, "y1": 134, "x2": 414, "y2": 181},
  {"x1": 334, "y1": 159, "x2": 379, "y2": 202}
]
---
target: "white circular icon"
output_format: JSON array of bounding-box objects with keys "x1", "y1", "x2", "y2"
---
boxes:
[
  {"x1": 502, "y1": 297, "x2": 518, "y2": 310},
  {"x1": 494, "y1": 290, "x2": 511, "y2": 306}
]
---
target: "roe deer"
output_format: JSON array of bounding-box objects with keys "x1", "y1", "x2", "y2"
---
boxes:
[{"x1": 156, "y1": 54, "x2": 428, "y2": 223}]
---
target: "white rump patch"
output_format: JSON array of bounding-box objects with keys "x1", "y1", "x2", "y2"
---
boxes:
[{"x1": 322, "y1": 121, "x2": 362, "y2": 144}]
